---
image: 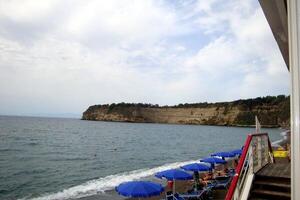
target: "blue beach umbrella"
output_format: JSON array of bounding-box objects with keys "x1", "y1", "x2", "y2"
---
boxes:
[
  {"x1": 180, "y1": 163, "x2": 211, "y2": 172},
  {"x1": 230, "y1": 149, "x2": 243, "y2": 156},
  {"x1": 211, "y1": 151, "x2": 235, "y2": 158},
  {"x1": 201, "y1": 157, "x2": 227, "y2": 164},
  {"x1": 155, "y1": 169, "x2": 192, "y2": 195},
  {"x1": 155, "y1": 169, "x2": 193, "y2": 180},
  {"x1": 200, "y1": 157, "x2": 227, "y2": 169},
  {"x1": 116, "y1": 181, "x2": 164, "y2": 199}
]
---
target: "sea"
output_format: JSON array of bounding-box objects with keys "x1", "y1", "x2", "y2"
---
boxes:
[{"x1": 0, "y1": 116, "x2": 283, "y2": 200}]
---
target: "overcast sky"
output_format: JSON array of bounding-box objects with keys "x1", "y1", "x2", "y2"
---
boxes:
[{"x1": 0, "y1": 0, "x2": 290, "y2": 117}]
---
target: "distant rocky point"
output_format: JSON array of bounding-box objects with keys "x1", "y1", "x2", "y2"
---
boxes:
[{"x1": 82, "y1": 95, "x2": 290, "y2": 128}]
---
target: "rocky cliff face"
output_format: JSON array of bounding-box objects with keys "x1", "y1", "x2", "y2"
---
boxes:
[{"x1": 82, "y1": 96, "x2": 290, "y2": 128}]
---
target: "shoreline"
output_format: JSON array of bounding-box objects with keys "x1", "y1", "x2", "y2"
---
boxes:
[{"x1": 81, "y1": 119, "x2": 284, "y2": 129}]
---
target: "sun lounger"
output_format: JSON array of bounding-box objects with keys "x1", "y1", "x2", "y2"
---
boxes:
[
  {"x1": 175, "y1": 189, "x2": 212, "y2": 200},
  {"x1": 173, "y1": 194, "x2": 185, "y2": 200},
  {"x1": 212, "y1": 176, "x2": 233, "y2": 189},
  {"x1": 166, "y1": 191, "x2": 174, "y2": 200},
  {"x1": 178, "y1": 190, "x2": 205, "y2": 197},
  {"x1": 229, "y1": 168, "x2": 235, "y2": 176}
]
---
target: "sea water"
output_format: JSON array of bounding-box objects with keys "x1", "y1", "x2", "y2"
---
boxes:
[{"x1": 0, "y1": 116, "x2": 283, "y2": 200}]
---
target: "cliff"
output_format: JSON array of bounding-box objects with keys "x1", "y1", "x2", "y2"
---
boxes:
[{"x1": 82, "y1": 95, "x2": 290, "y2": 128}]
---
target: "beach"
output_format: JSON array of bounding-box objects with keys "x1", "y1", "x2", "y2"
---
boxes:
[{"x1": 76, "y1": 175, "x2": 228, "y2": 200}]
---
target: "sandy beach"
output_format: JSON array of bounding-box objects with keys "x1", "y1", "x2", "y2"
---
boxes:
[{"x1": 77, "y1": 181, "x2": 227, "y2": 200}]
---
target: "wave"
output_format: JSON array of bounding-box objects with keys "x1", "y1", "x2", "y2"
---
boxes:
[
  {"x1": 0, "y1": 148, "x2": 22, "y2": 152},
  {"x1": 24, "y1": 159, "x2": 199, "y2": 200}
]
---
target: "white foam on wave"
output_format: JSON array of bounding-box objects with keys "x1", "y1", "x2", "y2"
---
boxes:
[{"x1": 25, "y1": 159, "x2": 199, "y2": 200}]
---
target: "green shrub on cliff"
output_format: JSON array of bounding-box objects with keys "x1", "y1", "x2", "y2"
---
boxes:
[{"x1": 92, "y1": 95, "x2": 289, "y2": 110}]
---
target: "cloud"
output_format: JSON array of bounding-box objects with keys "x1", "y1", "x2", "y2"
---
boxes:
[
  {"x1": 0, "y1": 0, "x2": 59, "y2": 22},
  {"x1": 0, "y1": 0, "x2": 289, "y2": 116},
  {"x1": 180, "y1": 0, "x2": 289, "y2": 101}
]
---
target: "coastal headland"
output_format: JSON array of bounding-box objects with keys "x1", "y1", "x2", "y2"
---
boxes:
[{"x1": 82, "y1": 95, "x2": 290, "y2": 128}]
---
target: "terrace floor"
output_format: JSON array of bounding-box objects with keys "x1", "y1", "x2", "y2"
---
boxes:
[{"x1": 256, "y1": 159, "x2": 290, "y2": 179}]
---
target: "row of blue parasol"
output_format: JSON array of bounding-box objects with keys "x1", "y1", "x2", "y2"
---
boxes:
[{"x1": 115, "y1": 148, "x2": 243, "y2": 199}]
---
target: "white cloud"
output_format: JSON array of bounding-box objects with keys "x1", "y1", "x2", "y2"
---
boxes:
[
  {"x1": 180, "y1": 0, "x2": 289, "y2": 101},
  {"x1": 0, "y1": 0, "x2": 59, "y2": 22},
  {"x1": 0, "y1": 0, "x2": 290, "y2": 116}
]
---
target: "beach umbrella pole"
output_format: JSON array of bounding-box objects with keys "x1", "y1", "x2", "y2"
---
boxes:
[{"x1": 172, "y1": 179, "x2": 176, "y2": 200}]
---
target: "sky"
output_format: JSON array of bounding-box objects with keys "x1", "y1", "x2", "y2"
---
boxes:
[{"x1": 0, "y1": 0, "x2": 290, "y2": 117}]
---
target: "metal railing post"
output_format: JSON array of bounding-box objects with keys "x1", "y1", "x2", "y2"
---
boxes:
[{"x1": 288, "y1": 0, "x2": 300, "y2": 199}]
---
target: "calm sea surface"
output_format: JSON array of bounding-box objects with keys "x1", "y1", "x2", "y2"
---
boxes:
[{"x1": 0, "y1": 116, "x2": 283, "y2": 200}]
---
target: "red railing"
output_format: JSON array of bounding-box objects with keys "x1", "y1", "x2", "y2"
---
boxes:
[{"x1": 225, "y1": 133, "x2": 274, "y2": 200}]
